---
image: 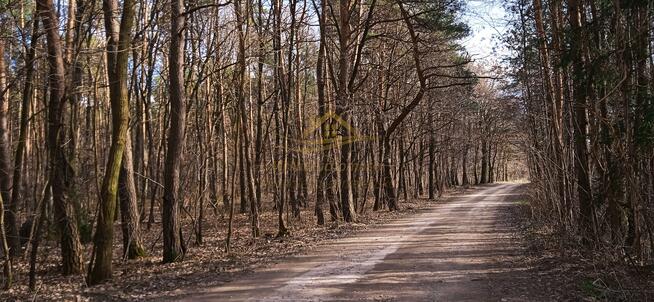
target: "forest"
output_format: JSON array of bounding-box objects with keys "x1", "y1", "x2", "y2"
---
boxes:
[
  {"x1": 509, "y1": 0, "x2": 653, "y2": 262},
  {"x1": 0, "y1": 0, "x2": 651, "y2": 300}
]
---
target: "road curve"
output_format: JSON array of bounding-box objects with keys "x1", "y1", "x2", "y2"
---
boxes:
[{"x1": 181, "y1": 183, "x2": 539, "y2": 302}]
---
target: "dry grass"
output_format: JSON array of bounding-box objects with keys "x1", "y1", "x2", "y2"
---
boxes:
[{"x1": 515, "y1": 186, "x2": 654, "y2": 302}]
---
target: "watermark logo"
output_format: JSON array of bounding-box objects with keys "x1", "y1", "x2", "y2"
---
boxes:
[{"x1": 296, "y1": 112, "x2": 375, "y2": 154}]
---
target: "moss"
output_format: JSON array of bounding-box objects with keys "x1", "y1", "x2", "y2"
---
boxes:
[
  {"x1": 128, "y1": 244, "x2": 148, "y2": 259},
  {"x1": 579, "y1": 279, "x2": 607, "y2": 299}
]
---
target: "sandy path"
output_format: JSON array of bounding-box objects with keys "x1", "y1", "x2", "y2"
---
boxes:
[{"x1": 180, "y1": 183, "x2": 541, "y2": 301}]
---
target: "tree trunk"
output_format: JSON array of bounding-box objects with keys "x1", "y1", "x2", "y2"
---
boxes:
[
  {"x1": 381, "y1": 0, "x2": 427, "y2": 210},
  {"x1": 89, "y1": 0, "x2": 136, "y2": 284},
  {"x1": 162, "y1": 0, "x2": 186, "y2": 263},
  {"x1": 336, "y1": 0, "x2": 357, "y2": 223},
  {"x1": 234, "y1": 0, "x2": 259, "y2": 235},
  {"x1": 567, "y1": 0, "x2": 594, "y2": 239},
  {"x1": 0, "y1": 180, "x2": 12, "y2": 290},
  {"x1": 428, "y1": 137, "x2": 436, "y2": 199},
  {"x1": 8, "y1": 18, "x2": 38, "y2": 259},
  {"x1": 29, "y1": 183, "x2": 50, "y2": 290},
  {"x1": 118, "y1": 134, "x2": 146, "y2": 259},
  {"x1": 382, "y1": 137, "x2": 397, "y2": 210},
  {"x1": 273, "y1": 0, "x2": 289, "y2": 236},
  {"x1": 314, "y1": 13, "x2": 327, "y2": 224},
  {"x1": 462, "y1": 144, "x2": 469, "y2": 186},
  {"x1": 37, "y1": 0, "x2": 84, "y2": 275},
  {"x1": 473, "y1": 141, "x2": 479, "y2": 184},
  {"x1": 0, "y1": 36, "x2": 18, "y2": 258},
  {"x1": 480, "y1": 140, "x2": 488, "y2": 184}
]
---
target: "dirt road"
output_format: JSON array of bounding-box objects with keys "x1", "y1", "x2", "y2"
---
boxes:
[{"x1": 182, "y1": 183, "x2": 544, "y2": 301}]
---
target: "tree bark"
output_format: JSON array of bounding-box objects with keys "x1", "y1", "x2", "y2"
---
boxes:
[
  {"x1": 8, "y1": 17, "x2": 39, "y2": 259},
  {"x1": 0, "y1": 194, "x2": 11, "y2": 290},
  {"x1": 0, "y1": 35, "x2": 18, "y2": 258},
  {"x1": 119, "y1": 134, "x2": 146, "y2": 259},
  {"x1": 567, "y1": 0, "x2": 594, "y2": 239},
  {"x1": 37, "y1": 0, "x2": 84, "y2": 275},
  {"x1": 89, "y1": 0, "x2": 136, "y2": 284},
  {"x1": 162, "y1": 0, "x2": 186, "y2": 263},
  {"x1": 336, "y1": 0, "x2": 357, "y2": 222},
  {"x1": 314, "y1": 6, "x2": 327, "y2": 224},
  {"x1": 273, "y1": 0, "x2": 289, "y2": 236},
  {"x1": 428, "y1": 136, "x2": 436, "y2": 199}
]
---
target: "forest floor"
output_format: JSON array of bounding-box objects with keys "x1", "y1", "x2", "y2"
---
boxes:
[
  {"x1": 3, "y1": 183, "x2": 652, "y2": 301},
  {"x1": 518, "y1": 201, "x2": 654, "y2": 301}
]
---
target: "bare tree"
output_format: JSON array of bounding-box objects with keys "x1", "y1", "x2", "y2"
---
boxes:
[
  {"x1": 37, "y1": 0, "x2": 84, "y2": 275},
  {"x1": 162, "y1": 0, "x2": 186, "y2": 263}
]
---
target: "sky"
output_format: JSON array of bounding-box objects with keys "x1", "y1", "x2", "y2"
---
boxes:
[{"x1": 460, "y1": 0, "x2": 511, "y2": 64}]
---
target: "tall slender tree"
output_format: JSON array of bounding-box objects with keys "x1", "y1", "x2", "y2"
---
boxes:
[
  {"x1": 88, "y1": 0, "x2": 137, "y2": 284},
  {"x1": 37, "y1": 0, "x2": 84, "y2": 275},
  {"x1": 163, "y1": 0, "x2": 186, "y2": 263}
]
